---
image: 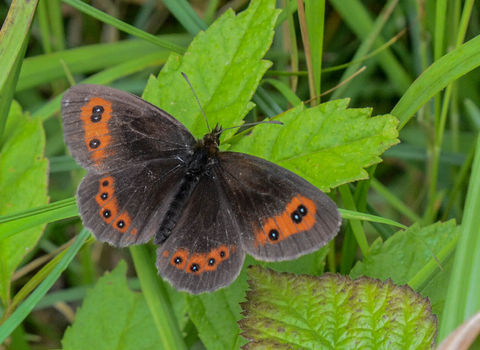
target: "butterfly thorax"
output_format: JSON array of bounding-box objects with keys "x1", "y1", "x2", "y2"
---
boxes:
[
  {"x1": 153, "y1": 126, "x2": 222, "y2": 245},
  {"x1": 186, "y1": 126, "x2": 221, "y2": 178}
]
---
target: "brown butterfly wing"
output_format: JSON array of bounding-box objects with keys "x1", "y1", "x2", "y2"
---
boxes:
[
  {"x1": 215, "y1": 152, "x2": 341, "y2": 261},
  {"x1": 62, "y1": 84, "x2": 197, "y2": 246},
  {"x1": 156, "y1": 174, "x2": 245, "y2": 294},
  {"x1": 61, "y1": 84, "x2": 196, "y2": 173},
  {"x1": 77, "y1": 159, "x2": 187, "y2": 247}
]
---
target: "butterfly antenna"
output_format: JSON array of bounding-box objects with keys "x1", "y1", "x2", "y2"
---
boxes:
[
  {"x1": 181, "y1": 72, "x2": 210, "y2": 132},
  {"x1": 221, "y1": 120, "x2": 283, "y2": 133}
]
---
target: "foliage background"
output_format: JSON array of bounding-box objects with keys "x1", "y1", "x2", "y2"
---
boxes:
[{"x1": 0, "y1": 0, "x2": 480, "y2": 349}]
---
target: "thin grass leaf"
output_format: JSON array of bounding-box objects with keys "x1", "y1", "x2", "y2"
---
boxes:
[
  {"x1": 261, "y1": 78, "x2": 302, "y2": 106},
  {"x1": 61, "y1": 0, "x2": 185, "y2": 54},
  {"x1": 46, "y1": 0, "x2": 66, "y2": 52},
  {"x1": 439, "y1": 132, "x2": 480, "y2": 341},
  {"x1": 305, "y1": 0, "x2": 324, "y2": 104},
  {"x1": 330, "y1": 0, "x2": 400, "y2": 100},
  {"x1": 392, "y1": 34, "x2": 480, "y2": 130},
  {"x1": 339, "y1": 185, "x2": 369, "y2": 256},
  {"x1": 0, "y1": 229, "x2": 89, "y2": 344},
  {"x1": 18, "y1": 35, "x2": 190, "y2": 92},
  {"x1": 161, "y1": 0, "x2": 207, "y2": 35},
  {"x1": 130, "y1": 246, "x2": 187, "y2": 350},
  {"x1": 0, "y1": 0, "x2": 38, "y2": 140},
  {"x1": 371, "y1": 178, "x2": 423, "y2": 223},
  {"x1": 36, "y1": 1, "x2": 53, "y2": 54},
  {"x1": 340, "y1": 209, "x2": 407, "y2": 230},
  {"x1": 329, "y1": 0, "x2": 412, "y2": 94},
  {"x1": 0, "y1": 198, "x2": 77, "y2": 243},
  {"x1": 32, "y1": 52, "x2": 170, "y2": 121}
]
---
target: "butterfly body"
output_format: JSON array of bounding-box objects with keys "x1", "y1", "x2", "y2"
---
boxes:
[
  {"x1": 155, "y1": 126, "x2": 221, "y2": 245},
  {"x1": 62, "y1": 84, "x2": 341, "y2": 294}
]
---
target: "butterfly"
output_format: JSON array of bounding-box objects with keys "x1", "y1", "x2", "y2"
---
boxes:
[{"x1": 61, "y1": 83, "x2": 342, "y2": 294}]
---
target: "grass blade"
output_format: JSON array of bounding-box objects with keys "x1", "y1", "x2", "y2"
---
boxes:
[
  {"x1": 0, "y1": 229, "x2": 89, "y2": 343},
  {"x1": 439, "y1": 132, "x2": 480, "y2": 341}
]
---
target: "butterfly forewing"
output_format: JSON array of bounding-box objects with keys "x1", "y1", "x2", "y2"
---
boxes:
[{"x1": 61, "y1": 84, "x2": 196, "y2": 173}]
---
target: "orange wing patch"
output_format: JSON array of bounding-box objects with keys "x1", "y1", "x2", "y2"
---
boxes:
[
  {"x1": 187, "y1": 253, "x2": 207, "y2": 275},
  {"x1": 170, "y1": 249, "x2": 188, "y2": 270},
  {"x1": 80, "y1": 97, "x2": 114, "y2": 165},
  {"x1": 113, "y1": 212, "x2": 132, "y2": 233},
  {"x1": 169, "y1": 245, "x2": 234, "y2": 274},
  {"x1": 254, "y1": 195, "x2": 317, "y2": 246},
  {"x1": 96, "y1": 176, "x2": 133, "y2": 233}
]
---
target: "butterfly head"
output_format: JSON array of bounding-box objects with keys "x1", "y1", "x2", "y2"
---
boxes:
[{"x1": 200, "y1": 124, "x2": 222, "y2": 154}]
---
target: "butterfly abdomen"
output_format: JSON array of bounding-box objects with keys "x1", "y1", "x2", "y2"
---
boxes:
[{"x1": 154, "y1": 143, "x2": 218, "y2": 245}]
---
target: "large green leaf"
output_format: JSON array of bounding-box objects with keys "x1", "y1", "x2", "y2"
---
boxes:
[
  {"x1": 142, "y1": 0, "x2": 280, "y2": 140},
  {"x1": 229, "y1": 100, "x2": 399, "y2": 191},
  {"x1": 185, "y1": 249, "x2": 328, "y2": 350},
  {"x1": 62, "y1": 261, "x2": 163, "y2": 349},
  {"x1": 350, "y1": 220, "x2": 460, "y2": 321},
  {"x1": 240, "y1": 266, "x2": 437, "y2": 350},
  {"x1": 0, "y1": 101, "x2": 48, "y2": 303}
]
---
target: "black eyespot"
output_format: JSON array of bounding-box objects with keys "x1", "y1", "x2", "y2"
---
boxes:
[
  {"x1": 174, "y1": 257, "x2": 182, "y2": 265},
  {"x1": 89, "y1": 139, "x2": 100, "y2": 149},
  {"x1": 298, "y1": 205, "x2": 308, "y2": 216},
  {"x1": 190, "y1": 263, "x2": 200, "y2": 272},
  {"x1": 269, "y1": 229, "x2": 279, "y2": 241},
  {"x1": 90, "y1": 106, "x2": 104, "y2": 123},
  {"x1": 220, "y1": 251, "x2": 226, "y2": 258},
  {"x1": 291, "y1": 211, "x2": 302, "y2": 223},
  {"x1": 103, "y1": 209, "x2": 111, "y2": 218},
  {"x1": 117, "y1": 220, "x2": 125, "y2": 228},
  {"x1": 92, "y1": 106, "x2": 104, "y2": 113},
  {"x1": 102, "y1": 180, "x2": 109, "y2": 187},
  {"x1": 208, "y1": 258, "x2": 216, "y2": 266},
  {"x1": 100, "y1": 192, "x2": 108, "y2": 200},
  {"x1": 90, "y1": 114, "x2": 102, "y2": 123}
]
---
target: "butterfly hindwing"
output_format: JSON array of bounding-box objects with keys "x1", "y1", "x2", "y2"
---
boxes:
[
  {"x1": 61, "y1": 84, "x2": 196, "y2": 173},
  {"x1": 156, "y1": 174, "x2": 245, "y2": 294},
  {"x1": 77, "y1": 159, "x2": 187, "y2": 247},
  {"x1": 215, "y1": 152, "x2": 341, "y2": 261}
]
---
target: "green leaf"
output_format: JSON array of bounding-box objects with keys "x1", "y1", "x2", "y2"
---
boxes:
[
  {"x1": 350, "y1": 220, "x2": 460, "y2": 321},
  {"x1": 240, "y1": 266, "x2": 437, "y2": 350},
  {"x1": 0, "y1": 101, "x2": 48, "y2": 303},
  {"x1": 142, "y1": 0, "x2": 280, "y2": 139},
  {"x1": 229, "y1": 100, "x2": 399, "y2": 191},
  {"x1": 184, "y1": 248, "x2": 329, "y2": 350},
  {"x1": 62, "y1": 261, "x2": 163, "y2": 349}
]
